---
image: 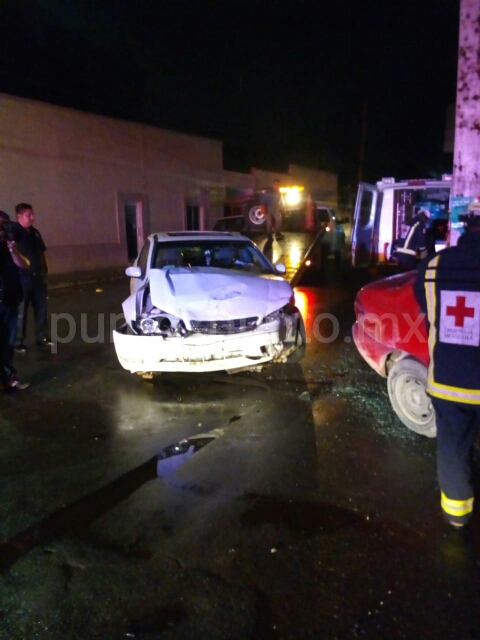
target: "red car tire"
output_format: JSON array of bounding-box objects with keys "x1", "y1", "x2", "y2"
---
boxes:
[{"x1": 387, "y1": 357, "x2": 437, "y2": 438}]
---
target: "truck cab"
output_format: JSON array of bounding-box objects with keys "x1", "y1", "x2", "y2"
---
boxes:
[{"x1": 351, "y1": 175, "x2": 452, "y2": 268}]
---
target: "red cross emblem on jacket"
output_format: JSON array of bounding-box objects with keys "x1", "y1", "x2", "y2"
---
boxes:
[{"x1": 446, "y1": 296, "x2": 475, "y2": 327}]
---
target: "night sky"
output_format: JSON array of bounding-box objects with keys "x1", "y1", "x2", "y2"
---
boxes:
[{"x1": 1, "y1": 0, "x2": 460, "y2": 194}]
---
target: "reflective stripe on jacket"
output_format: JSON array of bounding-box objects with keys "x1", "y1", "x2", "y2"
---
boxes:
[{"x1": 396, "y1": 218, "x2": 426, "y2": 257}]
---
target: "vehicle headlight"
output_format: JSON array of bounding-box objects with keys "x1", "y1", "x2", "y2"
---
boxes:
[
  {"x1": 140, "y1": 317, "x2": 159, "y2": 335},
  {"x1": 262, "y1": 308, "x2": 284, "y2": 324},
  {"x1": 135, "y1": 309, "x2": 188, "y2": 337}
]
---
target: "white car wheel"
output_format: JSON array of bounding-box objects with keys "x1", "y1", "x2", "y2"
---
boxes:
[
  {"x1": 387, "y1": 357, "x2": 437, "y2": 438},
  {"x1": 247, "y1": 205, "x2": 265, "y2": 227}
]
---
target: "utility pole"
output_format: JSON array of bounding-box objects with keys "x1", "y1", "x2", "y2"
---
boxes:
[
  {"x1": 452, "y1": 0, "x2": 480, "y2": 198},
  {"x1": 448, "y1": 0, "x2": 480, "y2": 245}
]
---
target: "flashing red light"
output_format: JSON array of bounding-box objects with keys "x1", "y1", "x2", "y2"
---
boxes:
[
  {"x1": 407, "y1": 179, "x2": 426, "y2": 186},
  {"x1": 292, "y1": 289, "x2": 310, "y2": 321}
]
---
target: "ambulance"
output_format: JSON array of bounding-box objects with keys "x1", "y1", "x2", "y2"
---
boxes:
[{"x1": 351, "y1": 175, "x2": 452, "y2": 268}]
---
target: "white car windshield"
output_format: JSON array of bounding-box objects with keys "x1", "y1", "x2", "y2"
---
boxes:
[{"x1": 152, "y1": 240, "x2": 275, "y2": 274}]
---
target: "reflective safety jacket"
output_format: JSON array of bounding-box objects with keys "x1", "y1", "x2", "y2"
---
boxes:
[
  {"x1": 395, "y1": 215, "x2": 426, "y2": 258},
  {"x1": 414, "y1": 231, "x2": 480, "y2": 404}
]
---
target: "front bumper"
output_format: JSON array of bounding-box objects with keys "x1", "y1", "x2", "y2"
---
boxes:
[{"x1": 113, "y1": 323, "x2": 290, "y2": 373}]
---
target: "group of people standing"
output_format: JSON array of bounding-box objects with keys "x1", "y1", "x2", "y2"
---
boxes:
[
  {"x1": 389, "y1": 202, "x2": 480, "y2": 531},
  {"x1": 0, "y1": 203, "x2": 51, "y2": 391},
  {"x1": 413, "y1": 205, "x2": 480, "y2": 531}
]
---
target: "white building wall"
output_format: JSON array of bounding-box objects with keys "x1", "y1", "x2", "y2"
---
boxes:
[{"x1": 0, "y1": 93, "x2": 225, "y2": 273}]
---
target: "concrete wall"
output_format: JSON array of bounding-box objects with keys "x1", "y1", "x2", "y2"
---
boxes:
[
  {"x1": 0, "y1": 93, "x2": 225, "y2": 273},
  {"x1": 222, "y1": 170, "x2": 255, "y2": 201}
]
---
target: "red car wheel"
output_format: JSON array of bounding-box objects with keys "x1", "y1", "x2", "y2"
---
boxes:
[{"x1": 387, "y1": 357, "x2": 437, "y2": 438}]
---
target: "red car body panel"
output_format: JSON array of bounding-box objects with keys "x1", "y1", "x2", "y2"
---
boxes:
[{"x1": 352, "y1": 270, "x2": 430, "y2": 377}]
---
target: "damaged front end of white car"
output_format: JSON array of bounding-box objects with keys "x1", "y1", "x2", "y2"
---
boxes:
[{"x1": 113, "y1": 266, "x2": 305, "y2": 374}]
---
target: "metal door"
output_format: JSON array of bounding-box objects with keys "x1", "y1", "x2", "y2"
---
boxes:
[{"x1": 351, "y1": 183, "x2": 378, "y2": 267}]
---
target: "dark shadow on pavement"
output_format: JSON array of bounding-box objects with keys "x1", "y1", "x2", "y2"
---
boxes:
[{"x1": 0, "y1": 456, "x2": 158, "y2": 572}]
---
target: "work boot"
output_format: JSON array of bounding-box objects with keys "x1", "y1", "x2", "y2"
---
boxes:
[
  {"x1": 14, "y1": 343, "x2": 28, "y2": 354},
  {"x1": 1, "y1": 373, "x2": 30, "y2": 392},
  {"x1": 36, "y1": 338, "x2": 54, "y2": 349}
]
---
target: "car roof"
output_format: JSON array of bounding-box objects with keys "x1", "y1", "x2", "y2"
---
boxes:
[{"x1": 149, "y1": 231, "x2": 248, "y2": 243}]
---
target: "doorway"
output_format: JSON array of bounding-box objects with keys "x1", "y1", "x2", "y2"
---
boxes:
[
  {"x1": 118, "y1": 193, "x2": 149, "y2": 262},
  {"x1": 186, "y1": 205, "x2": 200, "y2": 230},
  {"x1": 125, "y1": 203, "x2": 139, "y2": 260}
]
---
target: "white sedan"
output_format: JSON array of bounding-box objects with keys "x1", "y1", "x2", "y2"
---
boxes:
[{"x1": 113, "y1": 231, "x2": 305, "y2": 374}]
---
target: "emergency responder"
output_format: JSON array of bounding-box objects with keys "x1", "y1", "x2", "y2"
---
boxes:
[
  {"x1": 261, "y1": 179, "x2": 284, "y2": 241},
  {"x1": 394, "y1": 207, "x2": 431, "y2": 270},
  {"x1": 414, "y1": 202, "x2": 480, "y2": 529},
  {"x1": 0, "y1": 211, "x2": 30, "y2": 390}
]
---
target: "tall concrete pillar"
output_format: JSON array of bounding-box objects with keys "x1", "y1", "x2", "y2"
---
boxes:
[{"x1": 452, "y1": 0, "x2": 480, "y2": 198}]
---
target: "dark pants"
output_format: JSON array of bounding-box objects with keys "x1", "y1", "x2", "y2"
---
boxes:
[
  {"x1": 16, "y1": 275, "x2": 49, "y2": 345},
  {"x1": 0, "y1": 302, "x2": 18, "y2": 382},
  {"x1": 266, "y1": 210, "x2": 282, "y2": 237},
  {"x1": 431, "y1": 397, "x2": 480, "y2": 526}
]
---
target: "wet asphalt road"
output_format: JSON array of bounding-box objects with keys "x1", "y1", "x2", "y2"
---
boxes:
[{"x1": 1, "y1": 252, "x2": 480, "y2": 639}]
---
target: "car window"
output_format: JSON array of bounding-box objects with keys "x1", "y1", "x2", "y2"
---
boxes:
[{"x1": 152, "y1": 240, "x2": 275, "y2": 274}]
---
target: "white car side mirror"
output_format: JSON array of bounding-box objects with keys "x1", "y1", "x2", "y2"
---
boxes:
[
  {"x1": 126, "y1": 266, "x2": 142, "y2": 278},
  {"x1": 275, "y1": 263, "x2": 287, "y2": 275}
]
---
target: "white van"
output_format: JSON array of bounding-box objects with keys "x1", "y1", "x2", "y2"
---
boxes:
[{"x1": 351, "y1": 175, "x2": 452, "y2": 267}]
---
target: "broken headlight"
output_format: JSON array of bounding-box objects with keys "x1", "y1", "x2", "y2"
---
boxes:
[
  {"x1": 135, "y1": 308, "x2": 188, "y2": 337},
  {"x1": 261, "y1": 307, "x2": 285, "y2": 324}
]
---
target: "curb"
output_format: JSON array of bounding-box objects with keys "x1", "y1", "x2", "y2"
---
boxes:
[{"x1": 48, "y1": 271, "x2": 127, "y2": 291}]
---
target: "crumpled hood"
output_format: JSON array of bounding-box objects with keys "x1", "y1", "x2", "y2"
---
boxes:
[{"x1": 148, "y1": 267, "x2": 292, "y2": 324}]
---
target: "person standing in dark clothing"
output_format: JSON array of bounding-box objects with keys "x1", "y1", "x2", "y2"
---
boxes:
[
  {"x1": 394, "y1": 207, "x2": 431, "y2": 270},
  {"x1": 261, "y1": 179, "x2": 284, "y2": 241},
  {"x1": 13, "y1": 203, "x2": 53, "y2": 352},
  {"x1": 414, "y1": 207, "x2": 480, "y2": 529},
  {"x1": 0, "y1": 211, "x2": 30, "y2": 390}
]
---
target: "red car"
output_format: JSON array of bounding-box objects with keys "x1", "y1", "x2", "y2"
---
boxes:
[{"x1": 352, "y1": 270, "x2": 436, "y2": 438}]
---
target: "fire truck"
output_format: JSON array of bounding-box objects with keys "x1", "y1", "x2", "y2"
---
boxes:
[{"x1": 351, "y1": 175, "x2": 452, "y2": 267}]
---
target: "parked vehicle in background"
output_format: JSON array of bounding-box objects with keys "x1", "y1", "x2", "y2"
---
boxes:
[
  {"x1": 295, "y1": 206, "x2": 349, "y2": 279},
  {"x1": 243, "y1": 185, "x2": 308, "y2": 231},
  {"x1": 212, "y1": 215, "x2": 246, "y2": 233},
  {"x1": 351, "y1": 175, "x2": 452, "y2": 268},
  {"x1": 313, "y1": 205, "x2": 348, "y2": 260},
  {"x1": 213, "y1": 203, "x2": 348, "y2": 260},
  {"x1": 352, "y1": 270, "x2": 436, "y2": 438},
  {"x1": 113, "y1": 231, "x2": 306, "y2": 376}
]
